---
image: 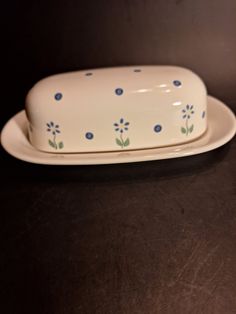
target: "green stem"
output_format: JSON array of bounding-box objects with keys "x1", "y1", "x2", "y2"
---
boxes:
[
  {"x1": 185, "y1": 118, "x2": 189, "y2": 136},
  {"x1": 53, "y1": 134, "x2": 57, "y2": 149},
  {"x1": 120, "y1": 133, "x2": 124, "y2": 148}
]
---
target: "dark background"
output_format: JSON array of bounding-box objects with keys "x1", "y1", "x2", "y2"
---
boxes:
[
  {"x1": 1, "y1": 0, "x2": 236, "y2": 126},
  {"x1": 1, "y1": 1, "x2": 236, "y2": 313}
]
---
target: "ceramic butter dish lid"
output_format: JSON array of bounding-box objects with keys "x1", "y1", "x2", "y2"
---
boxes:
[{"x1": 25, "y1": 66, "x2": 207, "y2": 153}]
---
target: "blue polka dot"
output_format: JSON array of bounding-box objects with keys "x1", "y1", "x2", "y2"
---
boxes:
[
  {"x1": 154, "y1": 124, "x2": 162, "y2": 133},
  {"x1": 173, "y1": 80, "x2": 182, "y2": 87},
  {"x1": 85, "y1": 132, "x2": 94, "y2": 140},
  {"x1": 85, "y1": 72, "x2": 93, "y2": 76},
  {"x1": 134, "y1": 69, "x2": 141, "y2": 72},
  {"x1": 115, "y1": 88, "x2": 123, "y2": 95},
  {"x1": 55, "y1": 93, "x2": 63, "y2": 101}
]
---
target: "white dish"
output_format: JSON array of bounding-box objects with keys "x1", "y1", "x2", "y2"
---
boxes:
[{"x1": 1, "y1": 96, "x2": 235, "y2": 165}]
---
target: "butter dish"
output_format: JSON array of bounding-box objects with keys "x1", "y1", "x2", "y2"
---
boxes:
[{"x1": 1, "y1": 66, "x2": 235, "y2": 165}]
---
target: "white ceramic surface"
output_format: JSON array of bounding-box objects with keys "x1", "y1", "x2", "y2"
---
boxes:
[
  {"x1": 1, "y1": 96, "x2": 235, "y2": 165},
  {"x1": 25, "y1": 66, "x2": 207, "y2": 153}
]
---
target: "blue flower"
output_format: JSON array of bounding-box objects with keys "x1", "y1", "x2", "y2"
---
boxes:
[
  {"x1": 173, "y1": 80, "x2": 182, "y2": 87},
  {"x1": 114, "y1": 118, "x2": 130, "y2": 133},
  {"x1": 182, "y1": 104, "x2": 194, "y2": 119},
  {"x1": 54, "y1": 93, "x2": 63, "y2": 101},
  {"x1": 85, "y1": 132, "x2": 94, "y2": 140},
  {"x1": 46, "y1": 122, "x2": 61, "y2": 135},
  {"x1": 154, "y1": 124, "x2": 162, "y2": 133},
  {"x1": 115, "y1": 88, "x2": 124, "y2": 96}
]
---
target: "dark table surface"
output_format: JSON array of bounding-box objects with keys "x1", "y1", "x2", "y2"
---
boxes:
[{"x1": 0, "y1": 136, "x2": 235, "y2": 314}]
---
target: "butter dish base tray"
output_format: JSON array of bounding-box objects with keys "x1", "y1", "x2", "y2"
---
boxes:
[{"x1": 1, "y1": 96, "x2": 235, "y2": 165}]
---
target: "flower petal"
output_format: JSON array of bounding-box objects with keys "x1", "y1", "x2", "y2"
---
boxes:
[
  {"x1": 52, "y1": 131, "x2": 56, "y2": 135},
  {"x1": 190, "y1": 105, "x2": 193, "y2": 110},
  {"x1": 120, "y1": 118, "x2": 124, "y2": 124},
  {"x1": 55, "y1": 125, "x2": 59, "y2": 128},
  {"x1": 56, "y1": 130, "x2": 60, "y2": 133},
  {"x1": 191, "y1": 111, "x2": 194, "y2": 114},
  {"x1": 47, "y1": 128, "x2": 51, "y2": 132},
  {"x1": 124, "y1": 127, "x2": 128, "y2": 131},
  {"x1": 115, "y1": 128, "x2": 119, "y2": 132},
  {"x1": 183, "y1": 115, "x2": 186, "y2": 119},
  {"x1": 124, "y1": 122, "x2": 130, "y2": 126},
  {"x1": 120, "y1": 129, "x2": 123, "y2": 133},
  {"x1": 47, "y1": 123, "x2": 51, "y2": 128},
  {"x1": 186, "y1": 104, "x2": 190, "y2": 110},
  {"x1": 50, "y1": 121, "x2": 54, "y2": 126},
  {"x1": 114, "y1": 123, "x2": 119, "y2": 127},
  {"x1": 182, "y1": 109, "x2": 186, "y2": 113}
]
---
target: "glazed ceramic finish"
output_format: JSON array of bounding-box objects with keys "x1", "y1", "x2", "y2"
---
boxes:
[{"x1": 25, "y1": 66, "x2": 207, "y2": 153}]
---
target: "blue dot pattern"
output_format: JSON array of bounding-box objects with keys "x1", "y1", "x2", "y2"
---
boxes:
[
  {"x1": 55, "y1": 93, "x2": 63, "y2": 101},
  {"x1": 173, "y1": 80, "x2": 182, "y2": 87},
  {"x1": 154, "y1": 124, "x2": 162, "y2": 133},
  {"x1": 115, "y1": 88, "x2": 123, "y2": 95},
  {"x1": 86, "y1": 132, "x2": 94, "y2": 140}
]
